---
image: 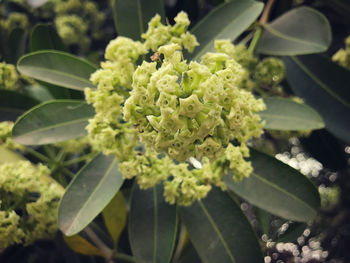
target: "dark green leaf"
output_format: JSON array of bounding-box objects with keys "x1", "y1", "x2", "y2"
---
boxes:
[
  {"x1": 7, "y1": 27, "x2": 27, "y2": 64},
  {"x1": 12, "y1": 100, "x2": 94, "y2": 145},
  {"x1": 0, "y1": 90, "x2": 39, "y2": 113},
  {"x1": 129, "y1": 183, "x2": 178, "y2": 263},
  {"x1": 59, "y1": 154, "x2": 123, "y2": 236},
  {"x1": 257, "y1": 7, "x2": 331, "y2": 55},
  {"x1": 23, "y1": 84, "x2": 56, "y2": 102},
  {"x1": 224, "y1": 149, "x2": 320, "y2": 222},
  {"x1": 276, "y1": 222, "x2": 307, "y2": 243},
  {"x1": 283, "y1": 55, "x2": 350, "y2": 143},
  {"x1": 17, "y1": 50, "x2": 97, "y2": 91},
  {"x1": 30, "y1": 24, "x2": 66, "y2": 52},
  {"x1": 189, "y1": 0, "x2": 264, "y2": 60},
  {"x1": 255, "y1": 207, "x2": 271, "y2": 235},
  {"x1": 259, "y1": 97, "x2": 325, "y2": 131},
  {"x1": 112, "y1": 0, "x2": 165, "y2": 40},
  {"x1": 179, "y1": 188, "x2": 263, "y2": 263}
]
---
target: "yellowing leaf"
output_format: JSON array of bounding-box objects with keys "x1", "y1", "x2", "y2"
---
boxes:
[
  {"x1": 63, "y1": 234, "x2": 104, "y2": 257},
  {"x1": 102, "y1": 191, "x2": 127, "y2": 245}
]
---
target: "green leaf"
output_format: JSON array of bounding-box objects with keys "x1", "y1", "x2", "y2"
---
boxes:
[
  {"x1": 12, "y1": 100, "x2": 94, "y2": 145},
  {"x1": 112, "y1": 0, "x2": 165, "y2": 40},
  {"x1": 255, "y1": 207, "x2": 271, "y2": 235},
  {"x1": 59, "y1": 154, "x2": 123, "y2": 236},
  {"x1": 7, "y1": 27, "x2": 27, "y2": 64},
  {"x1": 102, "y1": 192, "x2": 127, "y2": 246},
  {"x1": 17, "y1": 50, "x2": 97, "y2": 91},
  {"x1": 259, "y1": 97, "x2": 325, "y2": 131},
  {"x1": 283, "y1": 55, "x2": 350, "y2": 143},
  {"x1": 23, "y1": 84, "x2": 57, "y2": 102},
  {"x1": 30, "y1": 24, "x2": 66, "y2": 52},
  {"x1": 0, "y1": 145, "x2": 25, "y2": 164},
  {"x1": 189, "y1": 0, "x2": 264, "y2": 60},
  {"x1": 179, "y1": 188, "x2": 263, "y2": 263},
  {"x1": 129, "y1": 183, "x2": 178, "y2": 263},
  {"x1": 256, "y1": 7, "x2": 331, "y2": 55},
  {"x1": 224, "y1": 149, "x2": 320, "y2": 222},
  {"x1": 276, "y1": 222, "x2": 307, "y2": 243}
]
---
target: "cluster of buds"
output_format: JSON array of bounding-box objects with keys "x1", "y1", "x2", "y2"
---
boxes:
[
  {"x1": 0, "y1": 62, "x2": 19, "y2": 91},
  {"x1": 332, "y1": 35, "x2": 350, "y2": 70},
  {"x1": 0, "y1": 161, "x2": 63, "y2": 249}
]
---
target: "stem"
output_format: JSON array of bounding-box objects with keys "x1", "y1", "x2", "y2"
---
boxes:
[
  {"x1": 260, "y1": 0, "x2": 276, "y2": 25},
  {"x1": 25, "y1": 147, "x2": 50, "y2": 162},
  {"x1": 238, "y1": 32, "x2": 254, "y2": 46},
  {"x1": 61, "y1": 167, "x2": 75, "y2": 178},
  {"x1": 248, "y1": 27, "x2": 263, "y2": 54},
  {"x1": 84, "y1": 227, "x2": 114, "y2": 262},
  {"x1": 43, "y1": 145, "x2": 56, "y2": 159},
  {"x1": 63, "y1": 153, "x2": 96, "y2": 166}
]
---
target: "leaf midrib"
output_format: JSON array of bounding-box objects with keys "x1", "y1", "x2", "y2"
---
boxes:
[
  {"x1": 251, "y1": 172, "x2": 316, "y2": 215},
  {"x1": 20, "y1": 65, "x2": 94, "y2": 87},
  {"x1": 14, "y1": 116, "x2": 90, "y2": 138},
  {"x1": 64, "y1": 158, "x2": 118, "y2": 234},
  {"x1": 198, "y1": 201, "x2": 236, "y2": 263},
  {"x1": 262, "y1": 25, "x2": 326, "y2": 49},
  {"x1": 290, "y1": 56, "x2": 350, "y2": 108}
]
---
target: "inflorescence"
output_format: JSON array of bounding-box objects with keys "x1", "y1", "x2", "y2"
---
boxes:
[{"x1": 85, "y1": 12, "x2": 266, "y2": 206}]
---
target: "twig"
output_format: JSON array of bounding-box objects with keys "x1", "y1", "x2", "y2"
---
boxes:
[
  {"x1": 260, "y1": 0, "x2": 277, "y2": 25},
  {"x1": 84, "y1": 227, "x2": 114, "y2": 262}
]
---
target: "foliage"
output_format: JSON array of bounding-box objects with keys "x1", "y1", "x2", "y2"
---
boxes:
[{"x1": 0, "y1": 0, "x2": 349, "y2": 263}]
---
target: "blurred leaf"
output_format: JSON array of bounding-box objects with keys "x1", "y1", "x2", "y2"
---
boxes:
[
  {"x1": 179, "y1": 188, "x2": 263, "y2": 263},
  {"x1": 0, "y1": 145, "x2": 25, "y2": 164},
  {"x1": 30, "y1": 24, "x2": 66, "y2": 52},
  {"x1": 259, "y1": 97, "x2": 325, "y2": 131},
  {"x1": 276, "y1": 222, "x2": 307, "y2": 243},
  {"x1": 102, "y1": 192, "x2": 127, "y2": 246},
  {"x1": 17, "y1": 50, "x2": 97, "y2": 90},
  {"x1": 23, "y1": 84, "x2": 56, "y2": 102},
  {"x1": 256, "y1": 7, "x2": 331, "y2": 55},
  {"x1": 112, "y1": 0, "x2": 165, "y2": 40},
  {"x1": 129, "y1": 183, "x2": 178, "y2": 263},
  {"x1": 224, "y1": 149, "x2": 320, "y2": 222},
  {"x1": 189, "y1": 0, "x2": 264, "y2": 60},
  {"x1": 283, "y1": 55, "x2": 350, "y2": 143},
  {"x1": 7, "y1": 27, "x2": 27, "y2": 64},
  {"x1": 63, "y1": 235, "x2": 104, "y2": 257},
  {"x1": 12, "y1": 100, "x2": 94, "y2": 145},
  {"x1": 59, "y1": 154, "x2": 123, "y2": 236}
]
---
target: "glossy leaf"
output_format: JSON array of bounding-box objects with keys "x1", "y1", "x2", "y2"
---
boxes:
[
  {"x1": 8, "y1": 28, "x2": 27, "y2": 64},
  {"x1": 259, "y1": 97, "x2": 325, "y2": 131},
  {"x1": 224, "y1": 149, "x2": 320, "y2": 222},
  {"x1": 257, "y1": 7, "x2": 331, "y2": 55},
  {"x1": 63, "y1": 235, "x2": 104, "y2": 257},
  {"x1": 59, "y1": 154, "x2": 123, "y2": 236},
  {"x1": 17, "y1": 50, "x2": 97, "y2": 90},
  {"x1": 112, "y1": 0, "x2": 165, "y2": 40},
  {"x1": 189, "y1": 0, "x2": 264, "y2": 60},
  {"x1": 179, "y1": 188, "x2": 263, "y2": 263},
  {"x1": 12, "y1": 100, "x2": 94, "y2": 145},
  {"x1": 129, "y1": 183, "x2": 178, "y2": 263},
  {"x1": 102, "y1": 192, "x2": 127, "y2": 245},
  {"x1": 283, "y1": 55, "x2": 350, "y2": 143},
  {"x1": 30, "y1": 24, "x2": 66, "y2": 52},
  {"x1": 0, "y1": 145, "x2": 25, "y2": 164}
]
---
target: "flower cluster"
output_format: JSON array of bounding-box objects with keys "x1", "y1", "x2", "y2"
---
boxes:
[
  {"x1": 124, "y1": 43, "x2": 265, "y2": 161},
  {"x1": 0, "y1": 121, "x2": 24, "y2": 150},
  {"x1": 0, "y1": 0, "x2": 106, "y2": 52},
  {"x1": 85, "y1": 12, "x2": 265, "y2": 205},
  {"x1": 0, "y1": 62, "x2": 19, "y2": 91},
  {"x1": 0, "y1": 161, "x2": 63, "y2": 248},
  {"x1": 332, "y1": 35, "x2": 350, "y2": 70}
]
